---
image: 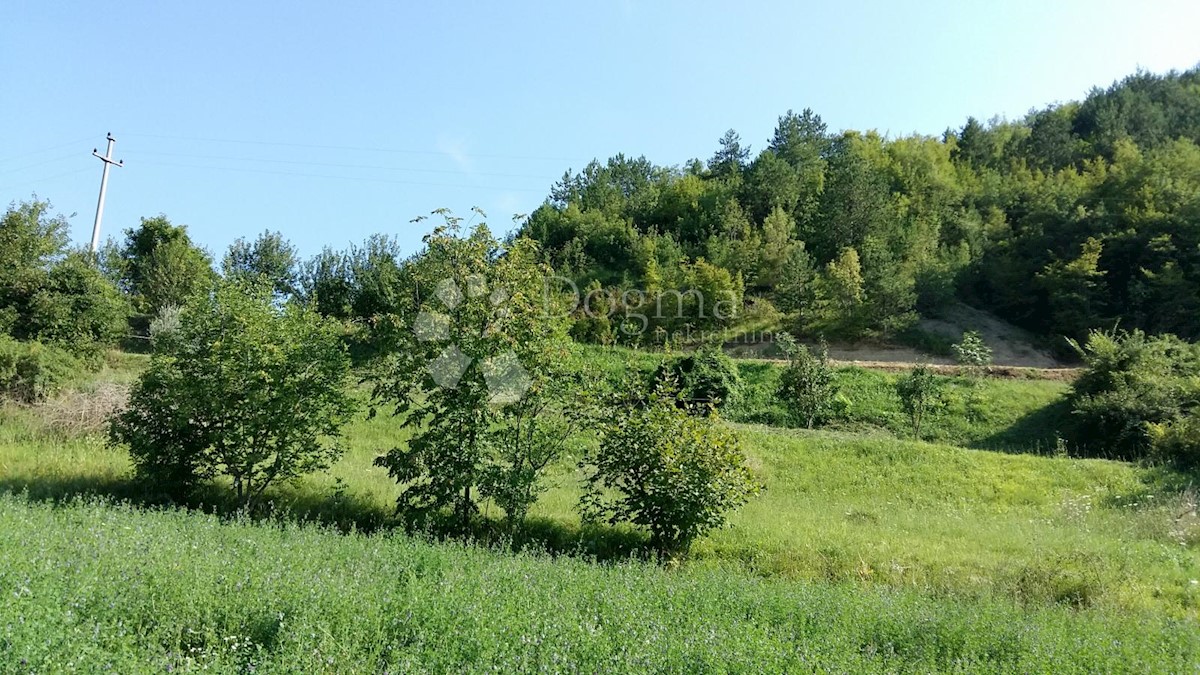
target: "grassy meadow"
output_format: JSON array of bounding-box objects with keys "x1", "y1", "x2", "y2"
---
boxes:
[{"x1": 2, "y1": 347, "x2": 1199, "y2": 671}]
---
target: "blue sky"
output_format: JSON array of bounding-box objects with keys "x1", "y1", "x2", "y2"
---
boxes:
[{"x1": 3, "y1": 0, "x2": 1198, "y2": 260}]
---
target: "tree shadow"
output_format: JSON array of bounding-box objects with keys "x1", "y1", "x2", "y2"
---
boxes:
[
  {"x1": 0, "y1": 473, "x2": 655, "y2": 564},
  {"x1": 970, "y1": 398, "x2": 1074, "y2": 455}
]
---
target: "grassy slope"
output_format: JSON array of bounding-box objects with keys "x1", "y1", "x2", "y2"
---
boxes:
[
  {"x1": 3, "y1": 347, "x2": 1200, "y2": 669},
  {"x1": 3, "y1": 349, "x2": 1197, "y2": 617}
]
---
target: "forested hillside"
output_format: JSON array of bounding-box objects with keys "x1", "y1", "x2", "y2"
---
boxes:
[{"x1": 519, "y1": 68, "x2": 1200, "y2": 350}]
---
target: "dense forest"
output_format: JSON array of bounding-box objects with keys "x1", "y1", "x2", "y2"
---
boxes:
[{"x1": 518, "y1": 67, "x2": 1200, "y2": 350}]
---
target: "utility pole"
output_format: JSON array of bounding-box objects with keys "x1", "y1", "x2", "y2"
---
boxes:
[{"x1": 90, "y1": 133, "x2": 123, "y2": 255}]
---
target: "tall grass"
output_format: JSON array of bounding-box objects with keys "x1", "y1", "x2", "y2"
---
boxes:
[{"x1": 1, "y1": 493, "x2": 1197, "y2": 673}]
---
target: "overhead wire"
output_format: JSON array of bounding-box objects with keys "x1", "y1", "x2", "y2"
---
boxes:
[
  {"x1": 123, "y1": 132, "x2": 589, "y2": 164},
  {"x1": 120, "y1": 150, "x2": 557, "y2": 180}
]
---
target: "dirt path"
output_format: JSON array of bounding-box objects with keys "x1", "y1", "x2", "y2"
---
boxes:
[{"x1": 723, "y1": 304, "x2": 1078, "y2": 380}]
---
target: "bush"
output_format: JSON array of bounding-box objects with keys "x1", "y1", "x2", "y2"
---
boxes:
[
  {"x1": 896, "y1": 364, "x2": 946, "y2": 437},
  {"x1": 952, "y1": 330, "x2": 993, "y2": 368},
  {"x1": 1066, "y1": 329, "x2": 1200, "y2": 459},
  {"x1": 653, "y1": 344, "x2": 742, "y2": 412},
  {"x1": 774, "y1": 332, "x2": 839, "y2": 428},
  {"x1": 1148, "y1": 416, "x2": 1200, "y2": 469},
  {"x1": 110, "y1": 280, "x2": 355, "y2": 503},
  {"x1": 0, "y1": 336, "x2": 78, "y2": 403},
  {"x1": 147, "y1": 304, "x2": 182, "y2": 349},
  {"x1": 581, "y1": 383, "x2": 759, "y2": 557}
]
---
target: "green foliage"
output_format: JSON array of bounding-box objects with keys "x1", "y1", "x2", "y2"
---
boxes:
[
  {"x1": 774, "y1": 332, "x2": 840, "y2": 428},
  {"x1": 1147, "y1": 416, "x2": 1200, "y2": 470},
  {"x1": 369, "y1": 214, "x2": 573, "y2": 528},
  {"x1": 0, "y1": 199, "x2": 69, "y2": 322},
  {"x1": 0, "y1": 335, "x2": 78, "y2": 403},
  {"x1": 24, "y1": 252, "x2": 130, "y2": 358},
  {"x1": 516, "y1": 67, "x2": 1200, "y2": 346},
  {"x1": 582, "y1": 383, "x2": 759, "y2": 556},
  {"x1": 110, "y1": 279, "x2": 355, "y2": 503},
  {"x1": 807, "y1": 247, "x2": 867, "y2": 338},
  {"x1": 118, "y1": 215, "x2": 215, "y2": 314},
  {"x1": 653, "y1": 344, "x2": 742, "y2": 412},
  {"x1": 0, "y1": 200, "x2": 129, "y2": 357},
  {"x1": 1066, "y1": 329, "x2": 1200, "y2": 460},
  {"x1": 895, "y1": 364, "x2": 946, "y2": 437},
  {"x1": 223, "y1": 229, "x2": 300, "y2": 298},
  {"x1": 952, "y1": 330, "x2": 994, "y2": 368}
]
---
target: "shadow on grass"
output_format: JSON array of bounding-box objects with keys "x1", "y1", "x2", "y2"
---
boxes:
[
  {"x1": 970, "y1": 398, "x2": 1073, "y2": 455},
  {"x1": 0, "y1": 472, "x2": 654, "y2": 564}
]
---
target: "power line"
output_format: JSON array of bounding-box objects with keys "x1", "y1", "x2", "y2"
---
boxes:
[
  {"x1": 0, "y1": 167, "x2": 93, "y2": 194},
  {"x1": 0, "y1": 152, "x2": 83, "y2": 175},
  {"x1": 123, "y1": 132, "x2": 589, "y2": 163},
  {"x1": 0, "y1": 135, "x2": 95, "y2": 164},
  {"x1": 133, "y1": 159, "x2": 550, "y2": 192},
  {"x1": 120, "y1": 150, "x2": 557, "y2": 180}
]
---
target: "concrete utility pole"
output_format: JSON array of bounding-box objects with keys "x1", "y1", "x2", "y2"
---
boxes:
[{"x1": 90, "y1": 133, "x2": 123, "y2": 254}]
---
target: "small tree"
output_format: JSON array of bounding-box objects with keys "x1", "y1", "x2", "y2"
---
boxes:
[
  {"x1": 895, "y1": 363, "x2": 945, "y2": 437},
  {"x1": 369, "y1": 212, "x2": 573, "y2": 529},
  {"x1": 774, "y1": 332, "x2": 838, "y2": 428},
  {"x1": 118, "y1": 216, "x2": 215, "y2": 314},
  {"x1": 581, "y1": 383, "x2": 759, "y2": 558},
  {"x1": 110, "y1": 279, "x2": 355, "y2": 504},
  {"x1": 952, "y1": 330, "x2": 993, "y2": 370}
]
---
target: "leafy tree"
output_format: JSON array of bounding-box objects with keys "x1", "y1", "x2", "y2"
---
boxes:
[
  {"x1": 478, "y1": 374, "x2": 594, "y2": 527},
  {"x1": 581, "y1": 382, "x2": 759, "y2": 557},
  {"x1": 755, "y1": 206, "x2": 799, "y2": 289},
  {"x1": 119, "y1": 216, "x2": 214, "y2": 314},
  {"x1": 0, "y1": 200, "x2": 129, "y2": 356},
  {"x1": 110, "y1": 279, "x2": 355, "y2": 503},
  {"x1": 774, "y1": 332, "x2": 838, "y2": 428},
  {"x1": 0, "y1": 199, "x2": 70, "y2": 335},
  {"x1": 370, "y1": 215, "x2": 572, "y2": 528},
  {"x1": 298, "y1": 247, "x2": 355, "y2": 319},
  {"x1": 25, "y1": 252, "x2": 130, "y2": 358},
  {"x1": 1036, "y1": 237, "x2": 1108, "y2": 340},
  {"x1": 223, "y1": 230, "x2": 299, "y2": 298},
  {"x1": 807, "y1": 247, "x2": 866, "y2": 337},
  {"x1": 895, "y1": 364, "x2": 945, "y2": 437}
]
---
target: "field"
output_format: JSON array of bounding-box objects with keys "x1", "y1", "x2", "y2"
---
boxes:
[{"x1": 2, "y1": 348, "x2": 1200, "y2": 671}]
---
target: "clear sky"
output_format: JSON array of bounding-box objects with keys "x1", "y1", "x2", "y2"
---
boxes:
[{"x1": 3, "y1": 0, "x2": 1198, "y2": 260}]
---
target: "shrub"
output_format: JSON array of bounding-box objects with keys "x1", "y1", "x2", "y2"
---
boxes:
[
  {"x1": 653, "y1": 344, "x2": 742, "y2": 412},
  {"x1": 774, "y1": 332, "x2": 839, "y2": 428},
  {"x1": 1148, "y1": 416, "x2": 1200, "y2": 469},
  {"x1": 1066, "y1": 329, "x2": 1200, "y2": 459},
  {"x1": 110, "y1": 279, "x2": 355, "y2": 504},
  {"x1": 952, "y1": 330, "x2": 993, "y2": 369},
  {"x1": 581, "y1": 383, "x2": 759, "y2": 557},
  {"x1": 896, "y1": 364, "x2": 946, "y2": 437},
  {"x1": 147, "y1": 304, "x2": 182, "y2": 349},
  {"x1": 0, "y1": 336, "x2": 78, "y2": 403}
]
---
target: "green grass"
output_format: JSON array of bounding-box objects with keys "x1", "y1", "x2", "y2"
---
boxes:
[
  {"x1": 3, "y1": 347, "x2": 1199, "y2": 670},
  {"x1": 571, "y1": 344, "x2": 1072, "y2": 451},
  {"x1": 2, "y1": 493, "x2": 1198, "y2": 673}
]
